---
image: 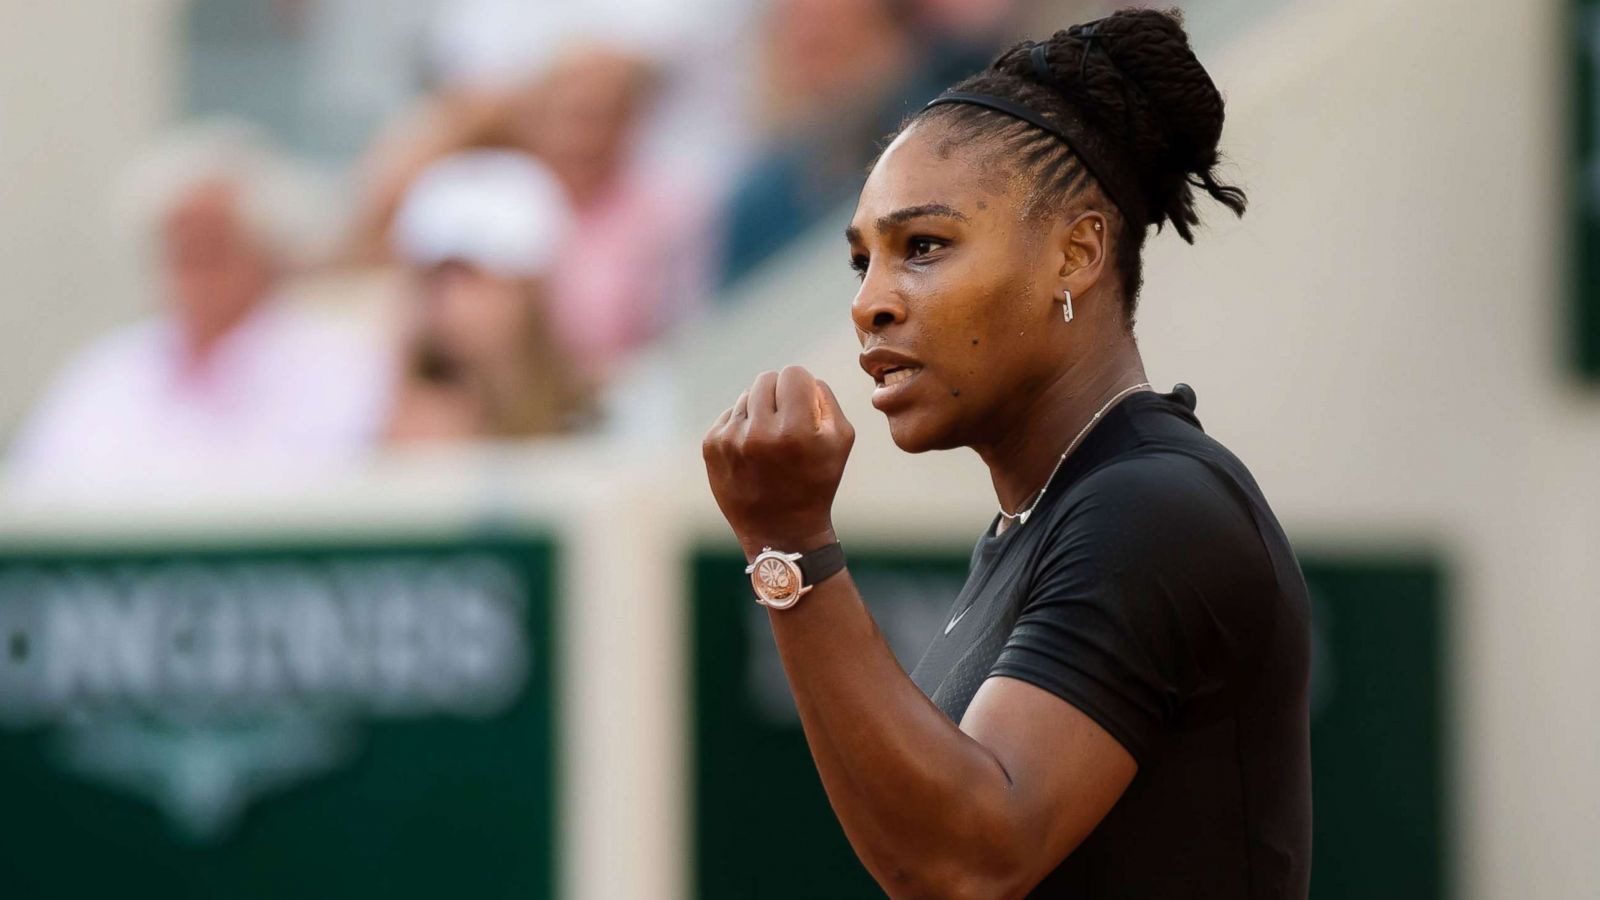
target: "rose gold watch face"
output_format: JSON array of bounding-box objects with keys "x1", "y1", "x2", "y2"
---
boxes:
[{"x1": 753, "y1": 556, "x2": 800, "y2": 604}]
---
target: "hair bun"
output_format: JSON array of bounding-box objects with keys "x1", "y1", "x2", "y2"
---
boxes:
[{"x1": 1056, "y1": 8, "x2": 1245, "y2": 241}]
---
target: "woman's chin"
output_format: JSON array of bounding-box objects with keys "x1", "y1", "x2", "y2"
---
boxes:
[{"x1": 884, "y1": 411, "x2": 960, "y2": 454}]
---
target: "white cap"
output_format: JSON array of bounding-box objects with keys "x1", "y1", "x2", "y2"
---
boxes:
[{"x1": 392, "y1": 150, "x2": 571, "y2": 278}]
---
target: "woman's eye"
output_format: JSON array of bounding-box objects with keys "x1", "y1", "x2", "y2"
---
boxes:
[
  {"x1": 907, "y1": 237, "x2": 947, "y2": 259},
  {"x1": 849, "y1": 255, "x2": 869, "y2": 280}
]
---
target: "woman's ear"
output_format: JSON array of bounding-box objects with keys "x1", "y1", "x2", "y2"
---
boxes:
[{"x1": 1058, "y1": 211, "x2": 1109, "y2": 301}]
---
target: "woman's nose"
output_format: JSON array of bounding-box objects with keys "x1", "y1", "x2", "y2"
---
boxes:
[{"x1": 850, "y1": 277, "x2": 908, "y2": 335}]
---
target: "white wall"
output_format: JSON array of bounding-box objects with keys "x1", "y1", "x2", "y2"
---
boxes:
[{"x1": 0, "y1": 0, "x2": 182, "y2": 437}]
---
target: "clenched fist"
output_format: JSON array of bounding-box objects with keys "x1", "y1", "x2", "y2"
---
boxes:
[{"x1": 703, "y1": 366, "x2": 855, "y2": 561}]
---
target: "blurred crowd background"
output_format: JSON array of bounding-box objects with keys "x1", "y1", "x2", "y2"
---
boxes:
[
  {"x1": 1, "y1": 0, "x2": 1208, "y2": 497},
  {"x1": 0, "y1": 0, "x2": 1596, "y2": 899}
]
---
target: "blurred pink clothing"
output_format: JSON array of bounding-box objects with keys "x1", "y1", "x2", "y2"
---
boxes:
[
  {"x1": 546, "y1": 172, "x2": 707, "y2": 382},
  {"x1": 6, "y1": 300, "x2": 392, "y2": 503}
]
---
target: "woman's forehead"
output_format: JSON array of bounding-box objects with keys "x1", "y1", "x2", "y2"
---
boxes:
[{"x1": 853, "y1": 124, "x2": 1014, "y2": 231}]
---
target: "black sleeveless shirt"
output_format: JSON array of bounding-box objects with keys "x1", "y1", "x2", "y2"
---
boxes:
[{"x1": 909, "y1": 385, "x2": 1312, "y2": 898}]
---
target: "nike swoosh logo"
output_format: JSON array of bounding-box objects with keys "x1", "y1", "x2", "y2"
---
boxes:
[{"x1": 944, "y1": 605, "x2": 972, "y2": 635}]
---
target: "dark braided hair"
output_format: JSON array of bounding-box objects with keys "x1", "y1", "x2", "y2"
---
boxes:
[{"x1": 903, "y1": 8, "x2": 1246, "y2": 320}]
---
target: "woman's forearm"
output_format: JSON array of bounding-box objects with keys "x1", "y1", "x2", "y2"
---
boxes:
[{"x1": 766, "y1": 569, "x2": 1024, "y2": 897}]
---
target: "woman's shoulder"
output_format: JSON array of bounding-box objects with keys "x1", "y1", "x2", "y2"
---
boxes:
[
  {"x1": 1078, "y1": 389, "x2": 1271, "y2": 526},
  {"x1": 1046, "y1": 448, "x2": 1266, "y2": 555},
  {"x1": 1077, "y1": 444, "x2": 1244, "y2": 503}
]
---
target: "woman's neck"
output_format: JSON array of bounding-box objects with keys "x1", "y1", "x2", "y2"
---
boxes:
[{"x1": 976, "y1": 338, "x2": 1149, "y2": 517}]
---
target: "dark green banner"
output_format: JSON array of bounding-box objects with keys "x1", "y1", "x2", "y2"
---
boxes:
[
  {"x1": 0, "y1": 536, "x2": 557, "y2": 899},
  {"x1": 1574, "y1": 0, "x2": 1600, "y2": 375},
  {"x1": 691, "y1": 546, "x2": 1446, "y2": 899}
]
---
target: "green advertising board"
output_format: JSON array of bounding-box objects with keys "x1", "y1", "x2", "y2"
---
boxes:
[
  {"x1": 0, "y1": 535, "x2": 557, "y2": 899},
  {"x1": 1575, "y1": 0, "x2": 1600, "y2": 376},
  {"x1": 691, "y1": 546, "x2": 1446, "y2": 899}
]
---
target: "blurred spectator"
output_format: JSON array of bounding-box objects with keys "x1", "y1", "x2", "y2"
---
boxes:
[
  {"x1": 524, "y1": 45, "x2": 711, "y2": 383},
  {"x1": 716, "y1": 0, "x2": 928, "y2": 288},
  {"x1": 911, "y1": 0, "x2": 1017, "y2": 39},
  {"x1": 386, "y1": 150, "x2": 593, "y2": 442},
  {"x1": 418, "y1": 0, "x2": 752, "y2": 185},
  {"x1": 4, "y1": 121, "x2": 390, "y2": 502},
  {"x1": 345, "y1": 43, "x2": 710, "y2": 385},
  {"x1": 908, "y1": 0, "x2": 1021, "y2": 88}
]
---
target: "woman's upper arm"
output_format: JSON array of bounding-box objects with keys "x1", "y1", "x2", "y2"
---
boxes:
[{"x1": 957, "y1": 675, "x2": 1137, "y2": 895}]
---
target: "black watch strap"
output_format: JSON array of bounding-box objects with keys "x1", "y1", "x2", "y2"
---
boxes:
[{"x1": 797, "y1": 542, "x2": 847, "y2": 587}]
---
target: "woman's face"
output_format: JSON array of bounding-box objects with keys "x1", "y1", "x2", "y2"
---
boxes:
[
  {"x1": 846, "y1": 122, "x2": 1079, "y2": 453},
  {"x1": 415, "y1": 262, "x2": 541, "y2": 367}
]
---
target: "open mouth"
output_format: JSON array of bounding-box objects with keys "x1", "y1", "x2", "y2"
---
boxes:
[
  {"x1": 859, "y1": 347, "x2": 925, "y2": 410},
  {"x1": 876, "y1": 365, "x2": 921, "y2": 389},
  {"x1": 871, "y1": 366, "x2": 924, "y2": 410}
]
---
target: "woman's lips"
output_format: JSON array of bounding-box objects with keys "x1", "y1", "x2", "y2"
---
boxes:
[{"x1": 871, "y1": 365, "x2": 923, "y2": 410}]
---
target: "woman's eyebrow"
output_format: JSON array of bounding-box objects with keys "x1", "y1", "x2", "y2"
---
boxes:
[
  {"x1": 846, "y1": 203, "x2": 970, "y2": 244},
  {"x1": 875, "y1": 203, "x2": 969, "y2": 232}
]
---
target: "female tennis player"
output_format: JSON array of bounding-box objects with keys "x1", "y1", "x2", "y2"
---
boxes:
[{"x1": 703, "y1": 9, "x2": 1311, "y2": 897}]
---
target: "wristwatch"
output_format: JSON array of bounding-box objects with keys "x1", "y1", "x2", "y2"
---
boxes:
[{"x1": 745, "y1": 542, "x2": 847, "y2": 610}]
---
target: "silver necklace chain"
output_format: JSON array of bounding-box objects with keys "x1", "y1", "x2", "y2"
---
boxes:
[{"x1": 998, "y1": 381, "x2": 1153, "y2": 527}]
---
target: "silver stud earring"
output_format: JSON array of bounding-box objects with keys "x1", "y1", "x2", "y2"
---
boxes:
[{"x1": 1062, "y1": 289, "x2": 1074, "y2": 323}]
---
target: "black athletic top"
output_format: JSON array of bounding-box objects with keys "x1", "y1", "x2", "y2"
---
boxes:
[{"x1": 909, "y1": 385, "x2": 1312, "y2": 898}]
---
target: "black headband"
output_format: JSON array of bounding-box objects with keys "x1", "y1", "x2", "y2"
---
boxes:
[{"x1": 922, "y1": 87, "x2": 1148, "y2": 225}]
